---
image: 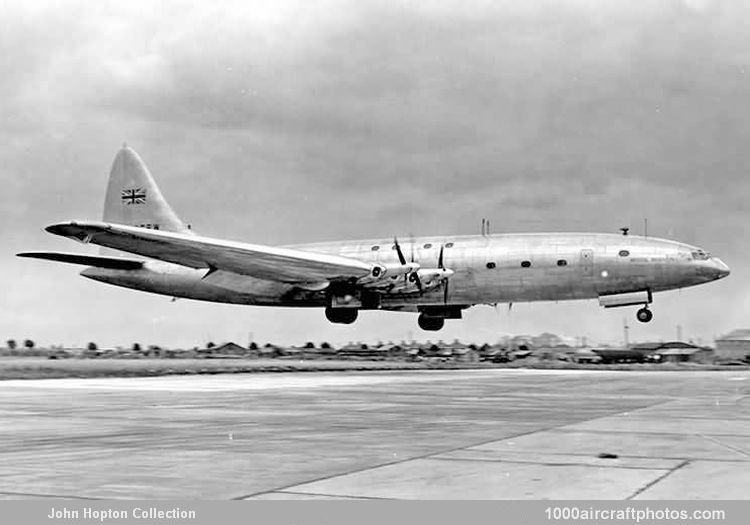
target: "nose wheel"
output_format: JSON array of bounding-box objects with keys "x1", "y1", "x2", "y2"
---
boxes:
[{"x1": 636, "y1": 307, "x2": 653, "y2": 323}]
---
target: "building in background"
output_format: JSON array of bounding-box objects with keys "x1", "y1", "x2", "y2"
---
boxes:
[
  {"x1": 592, "y1": 341, "x2": 712, "y2": 364},
  {"x1": 715, "y1": 330, "x2": 750, "y2": 361},
  {"x1": 198, "y1": 342, "x2": 257, "y2": 359},
  {"x1": 593, "y1": 346, "x2": 656, "y2": 364},
  {"x1": 655, "y1": 342, "x2": 713, "y2": 363}
]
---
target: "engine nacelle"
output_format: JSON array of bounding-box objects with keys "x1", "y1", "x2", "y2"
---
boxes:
[
  {"x1": 415, "y1": 268, "x2": 454, "y2": 289},
  {"x1": 362, "y1": 262, "x2": 420, "y2": 283},
  {"x1": 370, "y1": 264, "x2": 386, "y2": 278}
]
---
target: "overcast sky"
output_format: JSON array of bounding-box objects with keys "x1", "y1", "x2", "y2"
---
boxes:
[{"x1": 2, "y1": 0, "x2": 748, "y2": 348}]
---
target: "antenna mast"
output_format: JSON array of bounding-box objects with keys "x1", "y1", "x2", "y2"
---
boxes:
[{"x1": 623, "y1": 318, "x2": 630, "y2": 348}]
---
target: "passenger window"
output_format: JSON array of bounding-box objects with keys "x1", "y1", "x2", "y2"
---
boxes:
[
  {"x1": 557, "y1": 259, "x2": 567, "y2": 266},
  {"x1": 486, "y1": 262, "x2": 496, "y2": 269},
  {"x1": 371, "y1": 245, "x2": 379, "y2": 251},
  {"x1": 618, "y1": 250, "x2": 630, "y2": 257},
  {"x1": 445, "y1": 242, "x2": 454, "y2": 248},
  {"x1": 521, "y1": 260, "x2": 531, "y2": 268},
  {"x1": 423, "y1": 243, "x2": 432, "y2": 249}
]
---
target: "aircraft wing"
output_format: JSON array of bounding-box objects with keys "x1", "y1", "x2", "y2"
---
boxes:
[{"x1": 45, "y1": 221, "x2": 372, "y2": 284}]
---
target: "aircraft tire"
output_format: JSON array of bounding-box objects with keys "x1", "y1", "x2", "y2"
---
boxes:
[
  {"x1": 418, "y1": 313, "x2": 445, "y2": 331},
  {"x1": 636, "y1": 307, "x2": 653, "y2": 323},
  {"x1": 325, "y1": 307, "x2": 358, "y2": 324}
]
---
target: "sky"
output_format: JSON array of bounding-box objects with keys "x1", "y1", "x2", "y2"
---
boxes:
[{"x1": 2, "y1": 0, "x2": 749, "y2": 348}]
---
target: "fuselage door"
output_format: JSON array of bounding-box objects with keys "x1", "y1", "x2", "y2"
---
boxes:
[{"x1": 580, "y1": 249, "x2": 594, "y2": 278}]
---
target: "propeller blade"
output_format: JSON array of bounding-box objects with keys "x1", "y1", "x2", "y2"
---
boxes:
[
  {"x1": 393, "y1": 237, "x2": 412, "y2": 290},
  {"x1": 393, "y1": 237, "x2": 407, "y2": 266},
  {"x1": 403, "y1": 235, "x2": 423, "y2": 293},
  {"x1": 411, "y1": 272, "x2": 423, "y2": 294},
  {"x1": 437, "y1": 244, "x2": 448, "y2": 303}
]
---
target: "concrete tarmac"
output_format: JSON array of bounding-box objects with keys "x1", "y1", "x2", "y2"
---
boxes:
[{"x1": 0, "y1": 369, "x2": 747, "y2": 499}]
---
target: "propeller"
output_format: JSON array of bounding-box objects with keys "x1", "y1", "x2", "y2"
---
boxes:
[
  {"x1": 409, "y1": 232, "x2": 415, "y2": 264},
  {"x1": 394, "y1": 236, "x2": 423, "y2": 294},
  {"x1": 410, "y1": 235, "x2": 424, "y2": 294},
  {"x1": 393, "y1": 236, "x2": 407, "y2": 266},
  {"x1": 438, "y1": 244, "x2": 449, "y2": 305}
]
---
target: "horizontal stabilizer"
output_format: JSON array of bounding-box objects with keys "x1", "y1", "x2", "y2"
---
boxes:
[{"x1": 17, "y1": 252, "x2": 144, "y2": 270}]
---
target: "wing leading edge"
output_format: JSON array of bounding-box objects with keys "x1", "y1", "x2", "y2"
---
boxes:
[{"x1": 44, "y1": 221, "x2": 372, "y2": 284}]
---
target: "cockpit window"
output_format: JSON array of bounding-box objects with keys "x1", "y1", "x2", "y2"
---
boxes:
[{"x1": 691, "y1": 250, "x2": 711, "y2": 261}]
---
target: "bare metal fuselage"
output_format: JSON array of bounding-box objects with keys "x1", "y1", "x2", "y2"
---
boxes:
[{"x1": 81, "y1": 232, "x2": 729, "y2": 309}]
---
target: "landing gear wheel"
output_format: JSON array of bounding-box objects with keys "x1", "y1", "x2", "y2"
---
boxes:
[
  {"x1": 636, "y1": 307, "x2": 653, "y2": 323},
  {"x1": 325, "y1": 307, "x2": 358, "y2": 325},
  {"x1": 418, "y1": 313, "x2": 445, "y2": 331}
]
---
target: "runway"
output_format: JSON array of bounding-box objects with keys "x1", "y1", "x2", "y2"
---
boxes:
[{"x1": 0, "y1": 368, "x2": 747, "y2": 499}]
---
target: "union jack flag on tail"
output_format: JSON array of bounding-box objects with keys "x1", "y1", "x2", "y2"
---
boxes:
[{"x1": 121, "y1": 187, "x2": 147, "y2": 205}]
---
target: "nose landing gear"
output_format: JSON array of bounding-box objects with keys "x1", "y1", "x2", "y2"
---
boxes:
[{"x1": 636, "y1": 306, "x2": 653, "y2": 323}]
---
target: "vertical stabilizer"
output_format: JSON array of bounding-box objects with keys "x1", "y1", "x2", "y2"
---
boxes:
[{"x1": 103, "y1": 146, "x2": 190, "y2": 234}]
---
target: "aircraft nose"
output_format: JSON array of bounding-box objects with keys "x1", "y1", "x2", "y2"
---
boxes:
[{"x1": 714, "y1": 258, "x2": 730, "y2": 279}]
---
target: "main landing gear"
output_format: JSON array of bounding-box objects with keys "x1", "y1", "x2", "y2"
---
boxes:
[
  {"x1": 416, "y1": 306, "x2": 464, "y2": 331},
  {"x1": 325, "y1": 307, "x2": 358, "y2": 325},
  {"x1": 636, "y1": 306, "x2": 653, "y2": 323},
  {"x1": 417, "y1": 313, "x2": 445, "y2": 331}
]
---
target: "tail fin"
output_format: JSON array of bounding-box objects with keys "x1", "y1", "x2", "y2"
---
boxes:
[{"x1": 103, "y1": 145, "x2": 191, "y2": 234}]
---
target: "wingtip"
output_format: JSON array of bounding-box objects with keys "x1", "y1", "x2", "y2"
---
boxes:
[
  {"x1": 44, "y1": 219, "x2": 110, "y2": 235},
  {"x1": 16, "y1": 251, "x2": 58, "y2": 261},
  {"x1": 45, "y1": 222, "x2": 73, "y2": 236},
  {"x1": 16, "y1": 251, "x2": 55, "y2": 260},
  {"x1": 44, "y1": 220, "x2": 107, "y2": 240}
]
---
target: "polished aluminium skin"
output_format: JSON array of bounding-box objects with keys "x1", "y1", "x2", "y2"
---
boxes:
[{"x1": 19, "y1": 147, "x2": 730, "y2": 331}]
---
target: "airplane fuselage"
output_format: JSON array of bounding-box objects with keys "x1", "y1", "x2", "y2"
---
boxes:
[{"x1": 81, "y1": 231, "x2": 729, "y2": 310}]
